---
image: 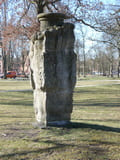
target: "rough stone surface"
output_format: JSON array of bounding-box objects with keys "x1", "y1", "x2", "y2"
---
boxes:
[{"x1": 29, "y1": 13, "x2": 76, "y2": 127}]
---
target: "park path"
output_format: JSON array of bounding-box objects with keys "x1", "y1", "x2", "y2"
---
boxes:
[{"x1": 0, "y1": 80, "x2": 120, "y2": 92}]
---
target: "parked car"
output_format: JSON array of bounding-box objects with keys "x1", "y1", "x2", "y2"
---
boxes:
[
  {"x1": 6, "y1": 71, "x2": 16, "y2": 78},
  {"x1": 16, "y1": 73, "x2": 29, "y2": 78},
  {"x1": 0, "y1": 71, "x2": 16, "y2": 79}
]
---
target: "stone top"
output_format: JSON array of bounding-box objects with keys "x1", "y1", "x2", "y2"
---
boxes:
[
  {"x1": 37, "y1": 13, "x2": 67, "y2": 21},
  {"x1": 37, "y1": 13, "x2": 68, "y2": 31}
]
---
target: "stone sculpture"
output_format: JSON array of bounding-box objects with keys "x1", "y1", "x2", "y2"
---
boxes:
[{"x1": 29, "y1": 13, "x2": 76, "y2": 128}]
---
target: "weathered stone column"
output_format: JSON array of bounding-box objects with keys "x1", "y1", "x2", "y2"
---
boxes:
[{"x1": 29, "y1": 13, "x2": 76, "y2": 128}]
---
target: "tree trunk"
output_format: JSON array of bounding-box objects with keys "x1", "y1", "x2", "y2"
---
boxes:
[
  {"x1": 83, "y1": 54, "x2": 86, "y2": 77},
  {"x1": 117, "y1": 48, "x2": 120, "y2": 78},
  {"x1": 83, "y1": 39, "x2": 86, "y2": 77},
  {"x1": 77, "y1": 54, "x2": 81, "y2": 78},
  {"x1": 2, "y1": 49, "x2": 7, "y2": 79},
  {"x1": 2, "y1": 0, "x2": 7, "y2": 79},
  {"x1": 110, "y1": 56, "x2": 114, "y2": 78},
  {"x1": 110, "y1": 63, "x2": 114, "y2": 77},
  {"x1": 22, "y1": 51, "x2": 25, "y2": 75}
]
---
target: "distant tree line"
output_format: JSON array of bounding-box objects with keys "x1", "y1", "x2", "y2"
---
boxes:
[{"x1": 0, "y1": 0, "x2": 119, "y2": 78}]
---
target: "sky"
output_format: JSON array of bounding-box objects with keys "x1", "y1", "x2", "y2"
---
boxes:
[
  {"x1": 74, "y1": 0, "x2": 119, "y2": 54},
  {"x1": 102, "y1": 0, "x2": 120, "y2": 5}
]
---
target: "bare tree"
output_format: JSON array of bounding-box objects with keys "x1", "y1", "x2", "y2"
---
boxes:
[
  {"x1": 75, "y1": 39, "x2": 81, "y2": 78},
  {"x1": 78, "y1": 26, "x2": 88, "y2": 77},
  {"x1": 0, "y1": 0, "x2": 8, "y2": 78},
  {"x1": 92, "y1": 5, "x2": 120, "y2": 77},
  {"x1": 1, "y1": 0, "x2": 118, "y2": 78}
]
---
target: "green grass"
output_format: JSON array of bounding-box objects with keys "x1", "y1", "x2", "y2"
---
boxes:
[
  {"x1": 0, "y1": 78, "x2": 120, "y2": 160},
  {"x1": 76, "y1": 80, "x2": 120, "y2": 87},
  {"x1": 78, "y1": 75, "x2": 120, "y2": 81},
  {"x1": 76, "y1": 75, "x2": 120, "y2": 86},
  {"x1": 0, "y1": 79, "x2": 32, "y2": 90}
]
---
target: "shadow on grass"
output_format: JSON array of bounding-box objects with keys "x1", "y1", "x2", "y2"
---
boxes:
[
  {"x1": 0, "y1": 141, "x2": 71, "y2": 159},
  {"x1": 0, "y1": 139, "x2": 107, "y2": 159},
  {"x1": 0, "y1": 91, "x2": 33, "y2": 106},
  {"x1": 73, "y1": 98, "x2": 120, "y2": 108},
  {"x1": 0, "y1": 100, "x2": 33, "y2": 106},
  {"x1": 49, "y1": 122, "x2": 120, "y2": 133},
  {"x1": 74, "y1": 84, "x2": 120, "y2": 94},
  {"x1": 75, "y1": 119, "x2": 120, "y2": 123},
  {"x1": 0, "y1": 123, "x2": 118, "y2": 159}
]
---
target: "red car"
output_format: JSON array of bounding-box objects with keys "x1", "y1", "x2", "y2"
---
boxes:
[
  {"x1": 6, "y1": 71, "x2": 16, "y2": 78},
  {"x1": 0, "y1": 71, "x2": 16, "y2": 79}
]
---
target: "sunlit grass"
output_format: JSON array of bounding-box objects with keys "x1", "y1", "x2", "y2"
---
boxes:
[
  {"x1": 0, "y1": 79, "x2": 32, "y2": 90},
  {"x1": 76, "y1": 76, "x2": 120, "y2": 86},
  {"x1": 73, "y1": 85, "x2": 120, "y2": 128},
  {"x1": 0, "y1": 78, "x2": 120, "y2": 160}
]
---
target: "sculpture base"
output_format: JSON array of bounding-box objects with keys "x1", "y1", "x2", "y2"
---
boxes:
[
  {"x1": 32, "y1": 122, "x2": 47, "y2": 129},
  {"x1": 32, "y1": 121, "x2": 71, "y2": 129},
  {"x1": 48, "y1": 120, "x2": 70, "y2": 127}
]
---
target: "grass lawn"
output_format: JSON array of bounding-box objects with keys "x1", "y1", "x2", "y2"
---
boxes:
[
  {"x1": 0, "y1": 77, "x2": 120, "y2": 160},
  {"x1": 0, "y1": 79, "x2": 32, "y2": 90},
  {"x1": 76, "y1": 75, "x2": 120, "y2": 86}
]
